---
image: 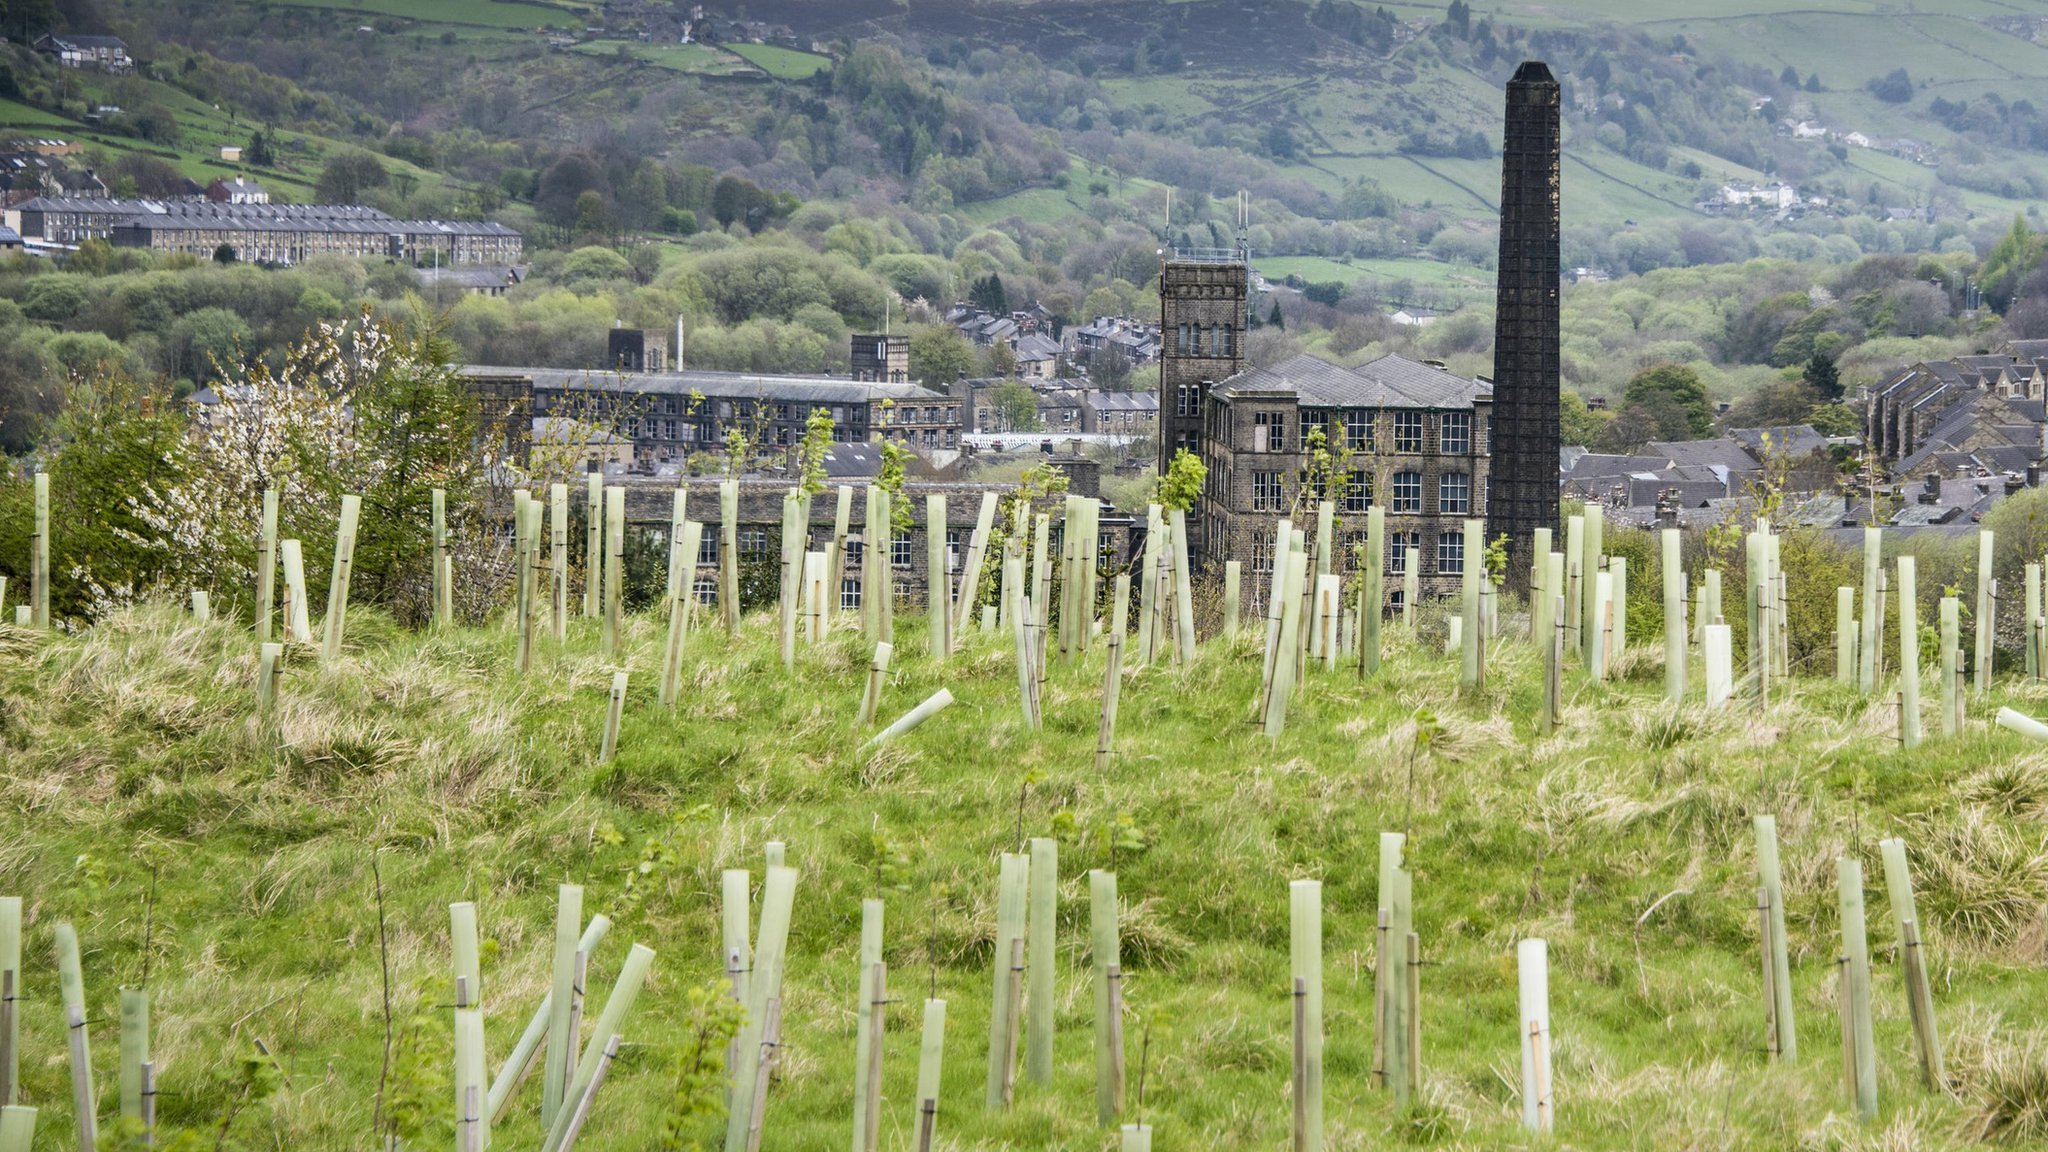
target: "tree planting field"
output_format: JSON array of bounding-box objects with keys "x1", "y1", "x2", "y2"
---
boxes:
[{"x1": 2, "y1": 582, "x2": 2047, "y2": 1149}]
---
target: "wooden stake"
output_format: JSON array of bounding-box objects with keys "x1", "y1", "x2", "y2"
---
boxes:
[
  {"x1": 1291, "y1": 975, "x2": 1308, "y2": 1152},
  {"x1": 727, "y1": 867, "x2": 796, "y2": 1152},
  {"x1": 585, "y1": 473, "x2": 603, "y2": 619},
  {"x1": 1402, "y1": 546, "x2": 1420, "y2": 629},
  {"x1": 1361, "y1": 506, "x2": 1384, "y2": 675},
  {"x1": 1405, "y1": 931, "x2": 1421, "y2": 1094},
  {"x1": 1000, "y1": 935, "x2": 1024, "y2": 1108},
  {"x1": 861, "y1": 963, "x2": 887, "y2": 1152}
]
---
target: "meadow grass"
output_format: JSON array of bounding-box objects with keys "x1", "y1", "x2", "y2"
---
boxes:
[
  {"x1": 1, "y1": 599, "x2": 2047, "y2": 1148},
  {"x1": 728, "y1": 44, "x2": 831, "y2": 81},
  {"x1": 244, "y1": 0, "x2": 579, "y2": 30}
]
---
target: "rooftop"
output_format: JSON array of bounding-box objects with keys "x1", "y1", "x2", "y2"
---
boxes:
[
  {"x1": 1215, "y1": 353, "x2": 1491, "y2": 409},
  {"x1": 461, "y1": 365, "x2": 951, "y2": 405}
]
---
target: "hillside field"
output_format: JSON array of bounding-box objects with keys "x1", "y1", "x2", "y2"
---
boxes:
[{"x1": 0, "y1": 581, "x2": 2046, "y2": 1149}]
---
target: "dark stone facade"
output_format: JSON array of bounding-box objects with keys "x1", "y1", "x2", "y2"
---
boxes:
[{"x1": 1486, "y1": 60, "x2": 1562, "y2": 585}]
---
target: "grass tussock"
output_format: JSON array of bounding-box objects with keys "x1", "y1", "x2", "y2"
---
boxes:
[{"x1": 0, "y1": 603, "x2": 2045, "y2": 1148}]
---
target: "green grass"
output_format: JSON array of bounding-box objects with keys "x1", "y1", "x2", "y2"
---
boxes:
[
  {"x1": 728, "y1": 43, "x2": 831, "y2": 80},
  {"x1": 573, "y1": 40, "x2": 749, "y2": 75},
  {"x1": 1257, "y1": 254, "x2": 1494, "y2": 306},
  {"x1": 245, "y1": 0, "x2": 580, "y2": 29},
  {"x1": 4, "y1": 574, "x2": 2048, "y2": 1149}
]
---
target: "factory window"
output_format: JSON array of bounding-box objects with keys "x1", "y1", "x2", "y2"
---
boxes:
[
  {"x1": 739, "y1": 528, "x2": 769, "y2": 560},
  {"x1": 1391, "y1": 471, "x2": 1422, "y2": 513},
  {"x1": 697, "y1": 533, "x2": 718, "y2": 566},
  {"x1": 892, "y1": 530, "x2": 914, "y2": 568},
  {"x1": 840, "y1": 578, "x2": 861, "y2": 611},
  {"x1": 1394, "y1": 412, "x2": 1424, "y2": 453},
  {"x1": 1439, "y1": 472, "x2": 1470, "y2": 515},
  {"x1": 1344, "y1": 410, "x2": 1374, "y2": 451},
  {"x1": 1252, "y1": 470, "x2": 1283, "y2": 512},
  {"x1": 1250, "y1": 534, "x2": 1274, "y2": 574},
  {"x1": 1254, "y1": 412, "x2": 1287, "y2": 453},
  {"x1": 1343, "y1": 470, "x2": 1371, "y2": 513},
  {"x1": 1440, "y1": 412, "x2": 1472, "y2": 454},
  {"x1": 1388, "y1": 532, "x2": 1420, "y2": 574},
  {"x1": 694, "y1": 578, "x2": 718, "y2": 605},
  {"x1": 1437, "y1": 531, "x2": 1464, "y2": 576}
]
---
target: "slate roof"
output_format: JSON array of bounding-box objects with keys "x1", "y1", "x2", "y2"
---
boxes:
[
  {"x1": 1728, "y1": 424, "x2": 1827, "y2": 458},
  {"x1": 1214, "y1": 353, "x2": 1491, "y2": 409},
  {"x1": 1645, "y1": 438, "x2": 1762, "y2": 471},
  {"x1": 1014, "y1": 333, "x2": 1059, "y2": 362},
  {"x1": 462, "y1": 365, "x2": 949, "y2": 406}
]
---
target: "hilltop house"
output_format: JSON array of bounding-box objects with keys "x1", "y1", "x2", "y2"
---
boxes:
[
  {"x1": 206, "y1": 177, "x2": 269, "y2": 205},
  {"x1": 33, "y1": 34, "x2": 131, "y2": 72}
]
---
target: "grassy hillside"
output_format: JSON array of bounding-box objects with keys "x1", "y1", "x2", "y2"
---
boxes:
[{"x1": 2, "y1": 589, "x2": 2047, "y2": 1149}]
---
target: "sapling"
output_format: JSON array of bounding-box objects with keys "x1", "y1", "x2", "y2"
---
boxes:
[
  {"x1": 259, "y1": 487, "x2": 279, "y2": 643},
  {"x1": 1976, "y1": 529, "x2": 1995, "y2": 695},
  {"x1": 1097, "y1": 573, "x2": 1130, "y2": 771},
  {"x1": 926, "y1": 494, "x2": 948, "y2": 661},
  {"x1": 604, "y1": 486, "x2": 625, "y2": 656},
  {"x1": 0, "y1": 1106, "x2": 32, "y2": 1152},
  {"x1": 1753, "y1": 816, "x2": 1796, "y2": 1060},
  {"x1": 543, "y1": 886, "x2": 583, "y2": 1128},
  {"x1": 779, "y1": 490, "x2": 802, "y2": 667},
  {"x1": 585, "y1": 474, "x2": 603, "y2": 618},
  {"x1": 1223, "y1": 560, "x2": 1241, "y2": 636},
  {"x1": 850, "y1": 899, "x2": 883, "y2": 1152},
  {"x1": 1137, "y1": 505, "x2": 1163, "y2": 665},
  {"x1": 1290, "y1": 880, "x2": 1323, "y2": 1152},
  {"x1": 1564, "y1": 515, "x2": 1584, "y2": 653},
  {"x1": 117, "y1": 986, "x2": 147, "y2": 1125},
  {"x1": 539, "y1": 944, "x2": 656, "y2": 1152},
  {"x1": 726, "y1": 866, "x2": 797, "y2": 1152},
  {"x1": 514, "y1": 492, "x2": 537, "y2": 674},
  {"x1": 661, "y1": 523, "x2": 704, "y2": 709},
  {"x1": 861, "y1": 689, "x2": 953, "y2": 753},
  {"x1": 1264, "y1": 549, "x2": 1308, "y2": 741},
  {"x1": 1900, "y1": 557, "x2": 1922, "y2": 747},
  {"x1": 0, "y1": 897, "x2": 16, "y2": 1104},
  {"x1": 1940, "y1": 597, "x2": 1961, "y2": 737},
  {"x1": 914, "y1": 997, "x2": 945, "y2": 1152},
  {"x1": 1860, "y1": 526, "x2": 1883, "y2": 693},
  {"x1": 1091, "y1": 870, "x2": 1122, "y2": 1126},
  {"x1": 1838, "y1": 857, "x2": 1878, "y2": 1120},
  {"x1": 1460, "y1": 518, "x2": 1482, "y2": 691},
  {"x1": 1519, "y1": 938, "x2": 1552, "y2": 1133},
  {"x1": 1171, "y1": 507, "x2": 1196, "y2": 658},
  {"x1": 1879, "y1": 838, "x2": 1944, "y2": 1088},
  {"x1": 1026, "y1": 838, "x2": 1057, "y2": 1084},
  {"x1": 1361, "y1": 507, "x2": 1384, "y2": 675},
  {"x1": 599, "y1": 672, "x2": 628, "y2": 765},
  {"x1": 320, "y1": 493, "x2": 361, "y2": 661},
  {"x1": 721, "y1": 479, "x2": 741, "y2": 634},
  {"x1": 1662, "y1": 528, "x2": 1685, "y2": 701},
  {"x1": 553, "y1": 484, "x2": 572, "y2": 641},
  {"x1": 829, "y1": 485, "x2": 853, "y2": 605},
  {"x1": 1402, "y1": 547, "x2": 1420, "y2": 628},
  {"x1": 986, "y1": 853, "x2": 1026, "y2": 1109},
  {"x1": 54, "y1": 922, "x2": 94, "y2": 1151},
  {"x1": 29, "y1": 473, "x2": 47, "y2": 630},
  {"x1": 955, "y1": 492, "x2": 997, "y2": 639},
  {"x1": 431, "y1": 487, "x2": 450, "y2": 628}
]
